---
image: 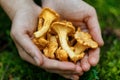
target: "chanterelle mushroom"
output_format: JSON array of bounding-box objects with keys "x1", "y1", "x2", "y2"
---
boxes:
[
  {"x1": 74, "y1": 28, "x2": 98, "y2": 48},
  {"x1": 55, "y1": 47, "x2": 68, "y2": 61},
  {"x1": 73, "y1": 28, "x2": 98, "y2": 61},
  {"x1": 34, "y1": 8, "x2": 59, "y2": 38},
  {"x1": 33, "y1": 13, "x2": 48, "y2": 50},
  {"x1": 43, "y1": 33, "x2": 58, "y2": 59},
  {"x1": 32, "y1": 37, "x2": 48, "y2": 50},
  {"x1": 51, "y1": 21, "x2": 83, "y2": 62}
]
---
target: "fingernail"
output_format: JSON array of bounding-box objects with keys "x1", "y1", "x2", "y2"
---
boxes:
[
  {"x1": 34, "y1": 56, "x2": 40, "y2": 65},
  {"x1": 91, "y1": 58, "x2": 96, "y2": 63},
  {"x1": 76, "y1": 65, "x2": 82, "y2": 72},
  {"x1": 91, "y1": 58, "x2": 97, "y2": 66},
  {"x1": 83, "y1": 64, "x2": 90, "y2": 72}
]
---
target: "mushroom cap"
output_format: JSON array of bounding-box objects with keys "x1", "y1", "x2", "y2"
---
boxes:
[
  {"x1": 43, "y1": 41, "x2": 58, "y2": 59},
  {"x1": 71, "y1": 52, "x2": 85, "y2": 63},
  {"x1": 34, "y1": 8, "x2": 60, "y2": 38},
  {"x1": 32, "y1": 37, "x2": 48, "y2": 50},
  {"x1": 55, "y1": 47, "x2": 68, "y2": 61},
  {"x1": 74, "y1": 42, "x2": 88, "y2": 54},
  {"x1": 43, "y1": 34, "x2": 58, "y2": 59},
  {"x1": 51, "y1": 21, "x2": 75, "y2": 35},
  {"x1": 40, "y1": 8, "x2": 59, "y2": 21},
  {"x1": 74, "y1": 28, "x2": 98, "y2": 48}
]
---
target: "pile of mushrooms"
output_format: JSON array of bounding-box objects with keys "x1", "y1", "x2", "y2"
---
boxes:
[{"x1": 33, "y1": 8, "x2": 98, "y2": 63}]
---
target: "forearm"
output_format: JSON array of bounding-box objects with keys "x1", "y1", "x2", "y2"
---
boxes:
[{"x1": 0, "y1": 0, "x2": 34, "y2": 20}]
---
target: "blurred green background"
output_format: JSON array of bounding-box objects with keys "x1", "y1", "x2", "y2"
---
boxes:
[{"x1": 0, "y1": 0, "x2": 120, "y2": 80}]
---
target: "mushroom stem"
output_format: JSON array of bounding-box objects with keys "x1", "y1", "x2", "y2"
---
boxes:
[
  {"x1": 34, "y1": 19, "x2": 54, "y2": 38},
  {"x1": 58, "y1": 31, "x2": 75, "y2": 59}
]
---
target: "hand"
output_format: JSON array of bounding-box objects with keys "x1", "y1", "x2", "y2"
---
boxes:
[
  {"x1": 42, "y1": 0, "x2": 104, "y2": 78},
  {"x1": 9, "y1": 1, "x2": 82, "y2": 80}
]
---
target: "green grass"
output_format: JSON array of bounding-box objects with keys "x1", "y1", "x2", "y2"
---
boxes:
[{"x1": 0, "y1": 0, "x2": 120, "y2": 80}]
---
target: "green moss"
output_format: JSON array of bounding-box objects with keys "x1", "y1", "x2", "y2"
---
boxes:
[
  {"x1": 0, "y1": 51, "x2": 66, "y2": 80},
  {"x1": 98, "y1": 39, "x2": 120, "y2": 80}
]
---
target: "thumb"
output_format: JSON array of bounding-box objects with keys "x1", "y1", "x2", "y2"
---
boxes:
[{"x1": 11, "y1": 31, "x2": 43, "y2": 66}]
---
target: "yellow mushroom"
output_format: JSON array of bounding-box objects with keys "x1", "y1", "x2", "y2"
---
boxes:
[
  {"x1": 33, "y1": 11, "x2": 49, "y2": 50},
  {"x1": 73, "y1": 28, "x2": 98, "y2": 57},
  {"x1": 73, "y1": 42, "x2": 85, "y2": 60},
  {"x1": 43, "y1": 34, "x2": 58, "y2": 59},
  {"x1": 74, "y1": 28, "x2": 98, "y2": 49},
  {"x1": 34, "y1": 8, "x2": 59, "y2": 38},
  {"x1": 55, "y1": 47, "x2": 68, "y2": 61},
  {"x1": 32, "y1": 37, "x2": 48, "y2": 50},
  {"x1": 51, "y1": 21, "x2": 83, "y2": 62},
  {"x1": 74, "y1": 42, "x2": 87, "y2": 54}
]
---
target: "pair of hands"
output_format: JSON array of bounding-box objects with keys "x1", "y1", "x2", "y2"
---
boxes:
[{"x1": 10, "y1": 0, "x2": 104, "y2": 80}]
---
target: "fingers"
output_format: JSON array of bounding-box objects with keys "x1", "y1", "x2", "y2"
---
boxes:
[
  {"x1": 46, "y1": 66, "x2": 83, "y2": 76},
  {"x1": 80, "y1": 48, "x2": 100, "y2": 71},
  {"x1": 85, "y1": 11, "x2": 104, "y2": 46},
  {"x1": 14, "y1": 38, "x2": 84, "y2": 79},
  {"x1": 80, "y1": 54, "x2": 91, "y2": 72},
  {"x1": 80, "y1": 48, "x2": 100, "y2": 72},
  {"x1": 40, "y1": 56, "x2": 84, "y2": 79},
  {"x1": 11, "y1": 32, "x2": 43, "y2": 66},
  {"x1": 41, "y1": 57, "x2": 76, "y2": 71},
  {"x1": 41, "y1": 57, "x2": 83, "y2": 80},
  {"x1": 14, "y1": 41, "x2": 37, "y2": 66},
  {"x1": 88, "y1": 48, "x2": 100, "y2": 66}
]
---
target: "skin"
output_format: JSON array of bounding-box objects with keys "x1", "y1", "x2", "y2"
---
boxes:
[
  {"x1": 42, "y1": 0, "x2": 104, "y2": 79},
  {"x1": 0, "y1": 0, "x2": 104, "y2": 80}
]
